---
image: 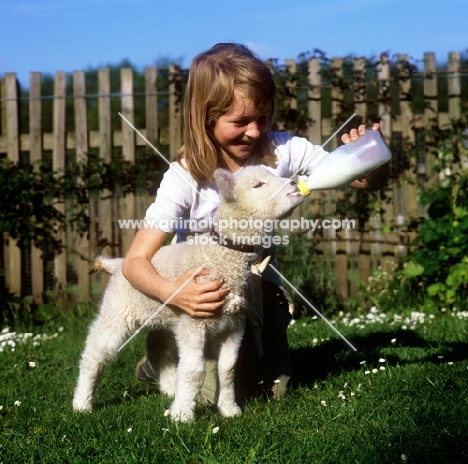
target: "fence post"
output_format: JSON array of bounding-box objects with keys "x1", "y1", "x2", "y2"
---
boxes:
[
  {"x1": 377, "y1": 53, "x2": 399, "y2": 266},
  {"x1": 307, "y1": 57, "x2": 321, "y2": 144},
  {"x1": 305, "y1": 57, "x2": 323, "y2": 227},
  {"x1": 423, "y1": 52, "x2": 438, "y2": 126},
  {"x1": 378, "y1": 53, "x2": 392, "y2": 139},
  {"x1": 284, "y1": 59, "x2": 303, "y2": 229},
  {"x1": 4, "y1": 73, "x2": 21, "y2": 298},
  {"x1": 282, "y1": 58, "x2": 298, "y2": 132},
  {"x1": 120, "y1": 68, "x2": 136, "y2": 255},
  {"x1": 353, "y1": 57, "x2": 367, "y2": 124},
  {"x1": 98, "y1": 69, "x2": 112, "y2": 164},
  {"x1": 448, "y1": 52, "x2": 461, "y2": 122},
  {"x1": 72, "y1": 71, "x2": 90, "y2": 301},
  {"x1": 169, "y1": 64, "x2": 182, "y2": 160},
  {"x1": 98, "y1": 68, "x2": 112, "y2": 258},
  {"x1": 0, "y1": 78, "x2": 5, "y2": 138},
  {"x1": 145, "y1": 67, "x2": 159, "y2": 147},
  {"x1": 423, "y1": 52, "x2": 438, "y2": 187},
  {"x1": 121, "y1": 68, "x2": 135, "y2": 162},
  {"x1": 6, "y1": 74, "x2": 20, "y2": 162},
  {"x1": 95, "y1": 68, "x2": 113, "y2": 297},
  {"x1": 139, "y1": 66, "x2": 159, "y2": 220},
  {"x1": 52, "y1": 71, "x2": 67, "y2": 302},
  {"x1": 397, "y1": 54, "x2": 419, "y2": 220},
  {"x1": 329, "y1": 58, "x2": 346, "y2": 304},
  {"x1": 352, "y1": 57, "x2": 370, "y2": 295},
  {"x1": 29, "y1": 72, "x2": 44, "y2": 302},
  {"x1": 390, "y1": 55, "x2": 412, "y2": 262},
  {"x1": 29, "y1": 73, "x2": 42, "y2": 163}
]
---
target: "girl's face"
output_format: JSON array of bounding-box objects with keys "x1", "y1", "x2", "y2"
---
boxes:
[{"x1": 212, "y1": 91, "x2": 269, "y2": 170}]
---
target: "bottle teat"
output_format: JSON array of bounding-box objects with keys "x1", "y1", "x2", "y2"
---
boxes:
[{"x1": 297, "y1": 181, "x2": 311, "y2": 196}]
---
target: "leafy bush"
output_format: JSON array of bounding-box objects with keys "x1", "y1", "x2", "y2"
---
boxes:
[
  {"x1": 0, "y1": 150, "x2": 163, "y2": 323},
  {"x1": 405, "y1": 120, "x2": 468, "y2": 308},
  {"x1": 364, "y1": 114, "x2": 468, "y2": 311}
]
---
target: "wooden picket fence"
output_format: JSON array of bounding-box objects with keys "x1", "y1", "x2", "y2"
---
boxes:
[{"x1": 0, "y1": 52, "x2": 467, "y2": 306}]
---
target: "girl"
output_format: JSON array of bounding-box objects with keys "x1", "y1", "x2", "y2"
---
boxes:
[{"x1": 122, "y1": 43, "x2": 388, "y2": 402}]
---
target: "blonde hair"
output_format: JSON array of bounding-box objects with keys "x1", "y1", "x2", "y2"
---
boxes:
[{"x1": 175, "y1": 43, "x2": 277, "y2": 183}]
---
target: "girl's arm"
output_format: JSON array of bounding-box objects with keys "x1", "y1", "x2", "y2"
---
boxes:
[
  {"x1": 122, "y1": 225, "x2": 228, "y2": 318},
  {"x1": 342, "y1": 123, "x2": 390, "y2": 192}
]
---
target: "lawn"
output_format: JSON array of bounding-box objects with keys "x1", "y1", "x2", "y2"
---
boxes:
[{"x1": 1, "y1": 304, "x2": 468, "y2": 463}]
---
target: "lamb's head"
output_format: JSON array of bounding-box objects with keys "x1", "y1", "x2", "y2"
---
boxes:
[{"x1": 213, "y1": 166, "x2": 304, "y2": 234}]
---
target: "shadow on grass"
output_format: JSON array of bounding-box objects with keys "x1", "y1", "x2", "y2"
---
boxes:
[
  {"x1": 91, "y1": 327, "x2": 468, "y2": 411},
  {"x1": 290, "y1": 329, "x2": 468, "y2": 388}
]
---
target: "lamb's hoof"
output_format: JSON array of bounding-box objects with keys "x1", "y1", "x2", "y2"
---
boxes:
[
  {"x1": 169, "y1": 404, "x2": 195, "y2": 423},
  {"x1": 218, "y1": 402, "x2": 241, "y2": 418},
  {"x1": 72, "y1": 400, "x2": 92, "y2": 413}
]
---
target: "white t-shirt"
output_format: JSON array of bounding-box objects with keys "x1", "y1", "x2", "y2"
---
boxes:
[{"x1": 145, "y1": 131, "x2": 327, "y2": 236}]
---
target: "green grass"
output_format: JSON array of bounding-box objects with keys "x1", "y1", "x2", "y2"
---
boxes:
[{"x1": 1, "y1": 306, "x2": 468, "y2": 463}]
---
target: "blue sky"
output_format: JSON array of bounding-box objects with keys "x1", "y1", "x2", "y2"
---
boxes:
[{"x1": 1, "y1": 0, "x2": 467, "y2": 87}]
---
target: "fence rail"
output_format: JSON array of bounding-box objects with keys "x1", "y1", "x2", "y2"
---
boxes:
[{"x1": 1, "y1": 51, "x2": 467, "y2": 306}]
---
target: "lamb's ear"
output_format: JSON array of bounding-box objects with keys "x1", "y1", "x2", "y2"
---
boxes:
[{"x1": 213, "y1": 168, "x2": 237, "y2": 201}]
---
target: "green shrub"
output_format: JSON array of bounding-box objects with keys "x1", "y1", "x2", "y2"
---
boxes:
[
  {"x1": 363, "y1": 115, "x2": 468, "y2": 311},
  {"x1": 405, "y1": 119, "x2": 468, "y2": 309},
  {"x1": 0, "y1": 151, "x2": 163, "y2": 322}
]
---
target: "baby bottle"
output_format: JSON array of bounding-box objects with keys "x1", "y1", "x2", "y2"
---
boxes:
[{"x1": 297, "y1": 130, "x2": 392, "y2": 196}]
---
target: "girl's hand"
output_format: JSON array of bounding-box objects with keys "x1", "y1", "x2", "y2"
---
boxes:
[
  {"x1": 165, "y1": 266, "x2": 230, "y2": 318},
  {"x1": 341, "y1": 123, "x2": 380, "y2": 144},
  {"x1": 122, "y1": 227, "x2": 228, "y2": 319},
  {"x1": 342, "y1": 123, "x2": 390, "y2": 191},
  {"x1": 349, "y1": 162, "x2": 390, "y2": 191}
]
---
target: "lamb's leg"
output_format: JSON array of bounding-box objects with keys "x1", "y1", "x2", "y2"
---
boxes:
[
  {"x1": 170, "y1": 323, "x2": 206, "y2": 422},
  {"x1": 216, "y1": 323, "x2": 245, "y2": 418},
  {"x1": 73, "y1": 316, "x2": 129, "y2": 412}
]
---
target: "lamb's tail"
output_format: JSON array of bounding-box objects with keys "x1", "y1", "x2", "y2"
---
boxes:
[{"x1": 89, "y1": 256, "x2": 124, "y2": 275}]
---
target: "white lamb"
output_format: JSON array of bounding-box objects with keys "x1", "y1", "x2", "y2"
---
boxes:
[{"x1": 73, "y1": 165, "x2": 303, "y2": 422}]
